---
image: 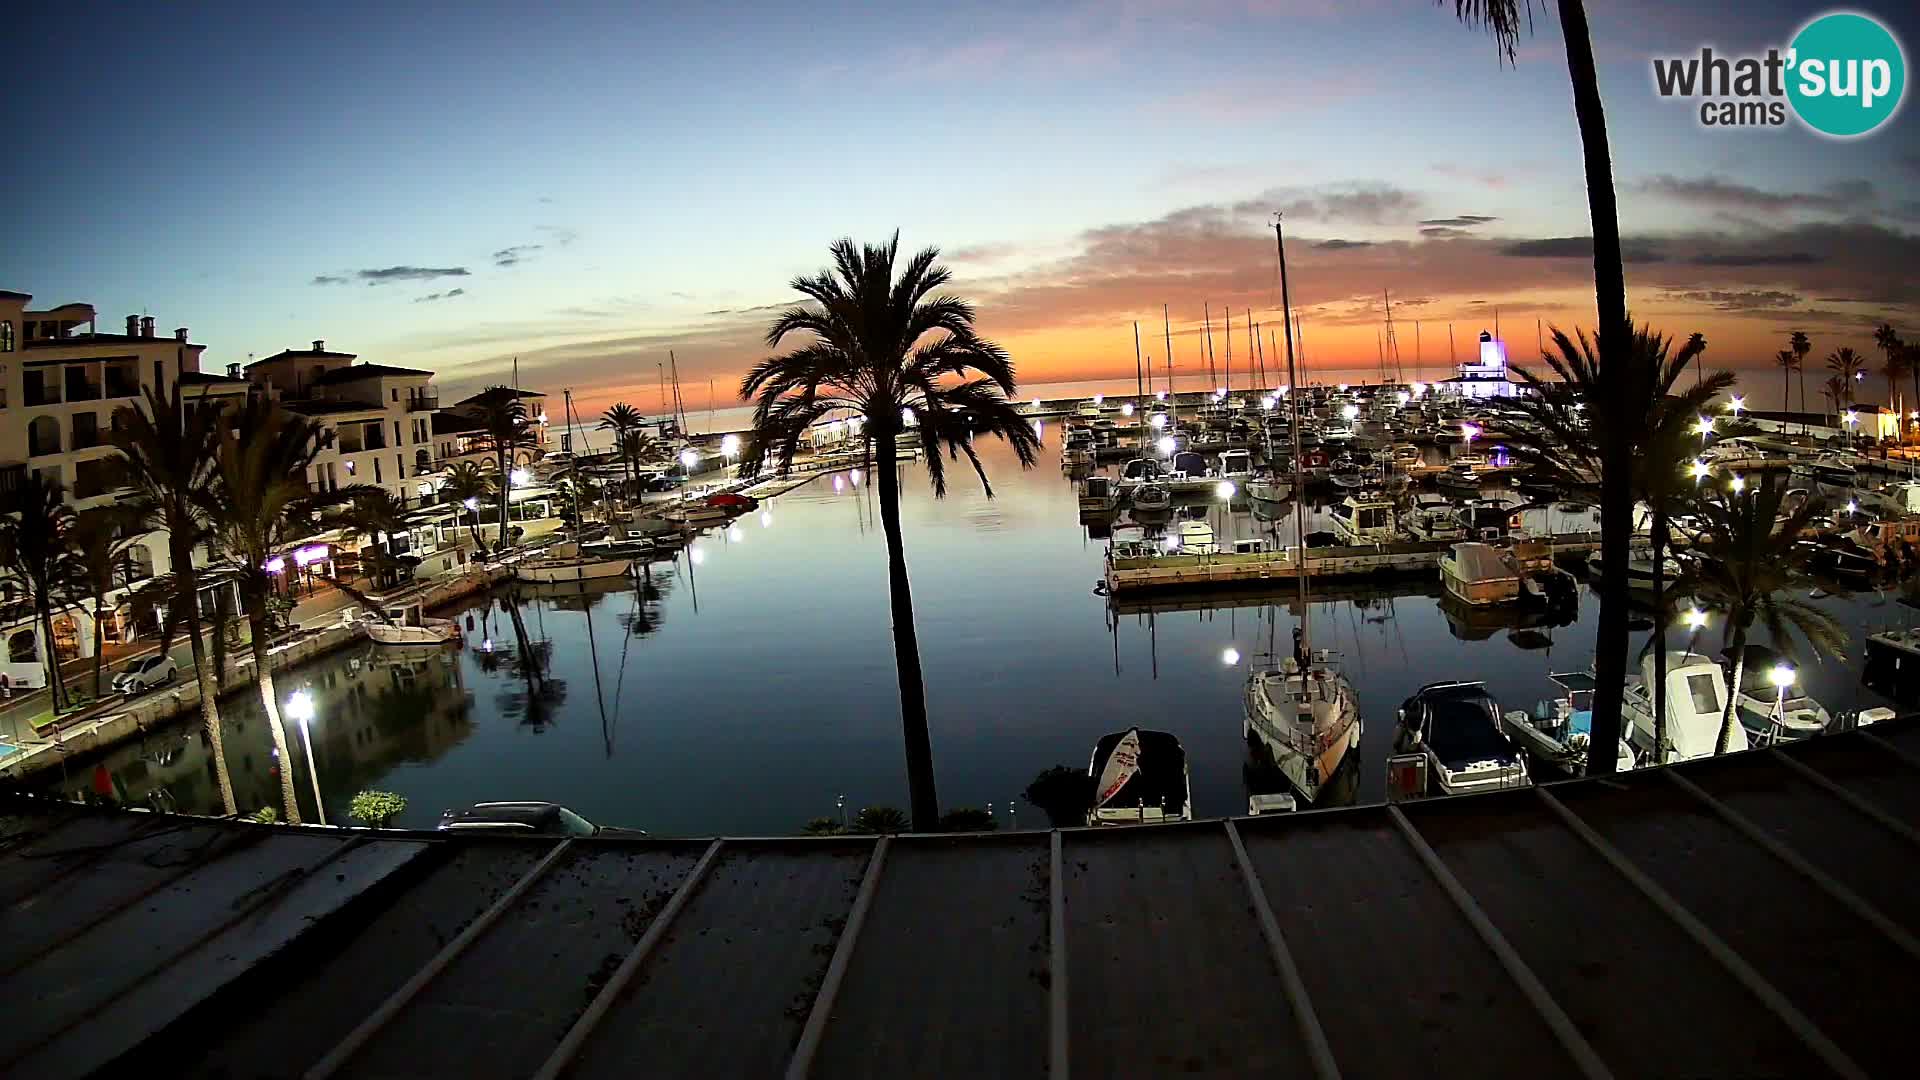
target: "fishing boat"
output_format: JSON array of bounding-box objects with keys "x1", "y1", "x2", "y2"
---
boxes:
[
  {"x1": 1086, "y1": 727, "x2": 1192, "y2": 825},
  {"x1": 1330, "y1": 491, "x2": 1398, "y2": 545},
  {"x1": 1078, "y1": 475, "x2": 1121, "y2": 513},
  {"x1": 1393, "y1": 681, "x2": 1530, "y2": 795},
  {"x1": 1131, "y1": 483, "x2": 1172, "y2": 513},
  {"x1": 1622, "y1": 651, "x2": 1746, "y2": 763},
  {"x1": 1243, "y1": 215, "x2": 1363, "y2": 805},
  {"x1": 1720, "y1": 645, "x2": 1832, "y2": 744},
  {"x1": 1439, "y1": 542, "x2": 1520, "y2": 606},
  {"x1": 1499, "y1": 671, "x2": 1637, "y2": 778},
  {"x1": 1582, "y1": 551, "x2": 1689, "y2": 591}
]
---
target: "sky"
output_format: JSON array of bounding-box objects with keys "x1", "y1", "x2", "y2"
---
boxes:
[{"x1": 4, "y1": 0, "x2": 1916, "y2": 418}]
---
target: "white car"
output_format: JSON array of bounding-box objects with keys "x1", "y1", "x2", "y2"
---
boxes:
[{"x1": 111, "y1": 654, "x2": 178, "y2": 695}]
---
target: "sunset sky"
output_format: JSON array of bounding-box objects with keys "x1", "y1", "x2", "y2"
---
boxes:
[{"x1": 5, "y1": 0, "x2": 1915, "y2": 417}]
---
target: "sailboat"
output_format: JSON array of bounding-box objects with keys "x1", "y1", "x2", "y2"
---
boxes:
[
  {"x1": 1242, "y1": 214, "x2": 1363, "y2": 804},
  {"x1": 515, "y1": 388, "x2": 634, "y2": 585}
]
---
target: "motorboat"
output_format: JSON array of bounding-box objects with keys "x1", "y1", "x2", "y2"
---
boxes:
[
  {"x1": 1330, "y1": 491, "x2": 1398, "y2": 545},
  {"x1": 1217, "y1": 449, "x2": 1253, "y2": 480},
  {"x1": 363, "y1": 599, "x2": 461, "y2": 647},
  {"x1": 1795, "y1": 452, "x2": 1858, "y2": 487},
  {"x1": 1328, "y1": 453, "x2": 1370, "y2": 490},
  {"x1": 514, "y1": 541, "x2": 632, "y2": 585},
  {"x1": 1457, "y1": 501, "x2": 1516, "y2": 542},
  {"x1": 1865, "y1": 627, "x2": 1920, "y2": 703},
  {"x1": 1244, "y1": 654, "x2": 1363, "y2": 804},
  {"x1": 1087, "y1": 728, "x2": 1192, "y2": 825},
  {"x1": 1245, "y1": 472, "x2": 1291, "y2": 503},
  {"x1": 1131, "y1": 483, "x2": 1172, "y2": 513},
  {"x1": 1405, "y1": 494, "x2": 1468, "y2": 542},
  {"x1": 1175, "y1": 519, "x2": 1217, "y2": 554},
  {"x1": 1393, "y1": 681, "x2": 1530, "y2": 796},
  {"x1": 1499, "y1": 671, "x2": 1637, "y2": 778},
  {"x1": 1436, "y1": 461, "x2": 1487, "y2": 494},
  {"x1": 1794, "y1": 533, "x2": 1878, "y2": 582},
  {"x1": 1120, "y1": 457, "x2": 1160, "y2": 483},
  {"x1": 1078, "y1": 475, "x2": 1121, "y2": 513},
  {"x1": 1721, "y1": 645, "x2": 1832, "y2": 744},
  {"x1": 1440, "y1": 542, "x2": 1520, "y2": 606},
  {"x1": 1622, "y1": 651, "x2": 1746, "y2": 763},
  {"x1": 1583, "y1": 551, "x2": 1689, "y2": 591}
]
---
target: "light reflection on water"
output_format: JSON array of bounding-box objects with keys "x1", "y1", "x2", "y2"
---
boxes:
[{"x1": 35, "y1": 429, "x2": 1911, "y2": 835}]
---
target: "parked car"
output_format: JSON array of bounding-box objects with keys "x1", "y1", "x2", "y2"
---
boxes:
[
  {"x1": 111, "y1": 653, "x2": 178, "y2": 695},
  {"x1": 639, "y1": 474, "x2": 679, "y2": 492},
  {"x1": 435, "y1": 801, "x2": 647, "y2": 837}
]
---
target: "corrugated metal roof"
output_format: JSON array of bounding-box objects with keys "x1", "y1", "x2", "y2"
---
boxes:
[{"x1": 3, "y1": 717, "x2": 1917, "y2": 1079}]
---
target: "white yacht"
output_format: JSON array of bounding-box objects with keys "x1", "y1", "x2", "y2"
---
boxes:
[
  {"x1": 1245, "y1": 472, "x2": 1291, "y2": 503},
  {"x1": 1217, "y1": 449, "x2": 1253, "y2": 479},
  {"x1": 1244, "y1": 654, "x2": 1363, "y2": 804},
  {"x1": 1440, "y1": 542, "x2": 1520, "y2": 606},
  {"x1": 1623, "y1": 651, "x2": 1747, "y2": 763},
  {"x1": 1078, "y1": 475, "x2": 1120, "y2": 513},
  {"x1": 514, "y1": 541, "x2": 633, "y2": 585},
  {"x1": 362, "y1": 599, "x2": 461, "y2": 647},
  {"x1": 1405, "y1": 494, "x2": 1468, "y2": 542},
  {"x1": 1131, "y1": 483, "x2": 1172, "y2": 513}
]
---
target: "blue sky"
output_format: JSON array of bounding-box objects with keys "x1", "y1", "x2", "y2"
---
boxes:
[{"x1": 4, "y1": 1, "x2": 1915, "y2": 413}]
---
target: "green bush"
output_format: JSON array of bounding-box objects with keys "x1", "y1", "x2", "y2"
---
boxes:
[
  {"x1": 850, "y1": 806, "x2": 908, "y2": 834},
  {"x1": 937, "y1": 807, "x2": 998, "y2": 832},
  {"x1": 1024, "y1": 765, "x2": 1094, "y2": 828},
  {"x1": 349, "y1": 790, "x2": 407, "y2": 828},
  {"x1": 800, "y1": 817, "x2": 846, "y2": 836},
  {"x1": 249, "y1": 806, "x2": 279, "y2": 825}
]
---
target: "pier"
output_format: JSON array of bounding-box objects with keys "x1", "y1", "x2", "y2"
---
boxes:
[{"x1": 1104, "y1": 531, "x2": 1626, "y2": 593}]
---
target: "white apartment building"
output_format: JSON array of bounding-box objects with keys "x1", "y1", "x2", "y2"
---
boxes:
[
  {"x1": 434, "y1": 386, "x2": 550, "y2": 472},
  {"x1": 0, "y1": 292, "x2": 249, "y2": 685},
  {"x1": 245, "y1": 342, "x2": 440, "y2": 505}
]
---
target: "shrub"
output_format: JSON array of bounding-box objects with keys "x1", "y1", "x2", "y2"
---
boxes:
[
  {"x1": 850, "y1": 806, "x2": 908, "y2": 834},
  {"x1": 349, "y1": 790, "x2": 407, "y2": 828},
  {"x1": 937, "y1": 807, "x2": 998, "y2": 832},
  {"x1": 1024, "y1": 765, "x2": 1094, "y2": 828}
]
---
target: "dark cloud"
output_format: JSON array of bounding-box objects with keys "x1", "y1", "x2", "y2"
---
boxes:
[
  {"x1": 413, "y1": 288, "x2": 467, "y2": 303},
  {"x1": 493, "y1": 245, "x2": 544, "y2": 267},
  {"x1": 311, "y1": 274, "x2": 349, "y2": 286},
  {"x1": 1315, "y1": 239, "x2": 1373, "y2": 250},
  {"x1": 1420, "y1": 227, "x2": 1473, "y2": 239},
  {"x1": 1499, "y1": 237, "x2": 1667, "y2": 263},
  {"x1": 357, "y1": 266, "x2": 471, "y2": 284},
  {"x1": 1660, "y1": 288, "x2": 1801, "y2": 311},
  {"x1": 1688, "y1": 252, "x2": 1821, "y2": 267},
  {"x1": 1418, "y1": 215, "x2": 1498, "y2": 227},
  {"x1": 1638, "y1": 175, "x2": 1875, "y2": 213},
  {"x1": 1232, "y1": 182, "x2": 1422, "y2": 225}
]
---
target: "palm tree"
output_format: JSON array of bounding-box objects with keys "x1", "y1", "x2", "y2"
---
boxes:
[
  {"x1": 1879, "y1": 346, "x2": 1908, "y2": 434},
  {"x1": 441, "y1": 462, "x2": 494, "y2": 552},
  {"x1": 69, "y1": 506, "x2": 142, "y2": 702},
  {"x1": 1874, "y1": 324, "x2": 1907, "y2": 432},
  {"x1": 201, "y1": 398, "x2": 328, "y2": 824},
  {"x1": 599, "y1": 403, "x2": 644, "y2": 500},
  {"x1": 739, "y1": 234, "x2": 1042, "y2": 828},
  {"x1": 111, "y1": 383, "x2": 236, "y2": 814},
  {"x1": 1444, "y1": 1, "x2": 1631, "y2": 773},
  {"x1": 338, "y1": 487, "x2": 413, "y2": 589},
  {"x1": 1826, "y1": 347, "x2": 1865, "y2": 413},
  {"x1": 0, "y1": 475, "x2": 80, "y2": 713},
  {"x1": 475, "y1": 397, "x2": 532, "y2": 550},
  {"x1": 1502, "y1": 322, "x2": 1725, "y2": 769},
  {"x1": 1821, "y1": 374, "x2": 1847, "y2": 426},
  {"x1": 1688, "y1": 475, "x2": 1845, "y2": 755},
  {"x1": 1773, "y1": 349, "x2": 1799, "y2": 426},
  {"x1": 1790, "y1": 330, "x2": 1812, "y2": 432}
]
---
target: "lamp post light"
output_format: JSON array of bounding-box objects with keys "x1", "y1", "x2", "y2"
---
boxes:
[
  {"x1": 1462, "y1": 422, "x2": 1480, "y2": 452},
  {"x1": 1683, "y1": 607, "x2": 1709, "y2": 633},
  {"x1": 1156, "y1": 435, "x2": 1176, "y2": 457},
  {"x1": 1215, "y1": 479, "x2": 1237, "y2": 500},
  {"x1": 1728, "y1": 395, "x2": 1744, "y2": 418},
  {"x1": 1768, "y1": 663, "x2": 1797, "y2": 744},
  {"x1": 1844, "y1": 410, "x2": 1859, "y2": 444},
  {"x1": 1695, "y1": 414, "x2": 1713, "y2": 452},
  {"x1": 1150, "y1": 413, "x2": 1167, "y2": 431},
  {"x1": 286, "y1": 689, "x2": 324, "y2": 826},
  {"x1": 1221, "y1": 646, "x2": 1241, "y2": 666},
  {"x1": 1689, "y1": 459, "x2": 1709, "y2": 484},
  {"x1": 1729, "y1": 474, "x2": 1746, "y2": 493},
  {"x1": 1341, "y1": 403, "x2": 1360, "y2": 422},
  {"x1": 1121, "y1": 402, "x2": 1135, "y2": 418}
]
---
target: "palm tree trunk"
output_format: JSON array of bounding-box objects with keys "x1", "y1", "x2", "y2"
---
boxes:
[
  {"x1": 38, "y1": 602, "x2": 66, "y2": 714},
  {"x1": 1650, "y1": 506, "x2": 1667, "y2": 766},
  {"x1": 246, "y1": 590, "x2": 302, "y2": 823},
  {"x1": 1910, "y1": 367, "x2": 1918, "y2": 442},
  {"x1": 1716, "y1": 629, "x2": 1746, "y2": 756},
  {"x1": 874, "y1": 429, "x2": 938, "y2": 830},
  {"x1": 174, "y1": 546, "x2": 237, "y2": 815},
  {"x1": 496, "y1": 449, "x2": 512, "y2": 552},
  {"x1": 91, "y1": 594, "x2": 106, "y2": 701},
  {"x1": 1558, "y1": 0, "x2": 1628, "y2": 776}
]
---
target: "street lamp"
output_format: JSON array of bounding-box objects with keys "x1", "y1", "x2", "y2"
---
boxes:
[
  {"x1": 1156, "y1": 390, "x2": 1167, "y2": 402},
  {"x1": 1156, "y1": 435, "x2": 1176, "y2": 457},
  {"x1": 1844, "y1": 411, "x2": 1859, "y2": 441},
  {"x1": 285, "y1": 690, "x2": 325, "y2": 826},
  {"x1": 1215, "y1": 480, "x2": 1237, "y2": 500},
  {"x1": 1462, "y1": 422, "x2": 1480, "y2": 451},
  {"x1": 1121, "y1": 403, "x2": 1135, "y2": 418},
  {"x1": 1341, "y1": 403, "x2": 1360, "y2": 422},
  {"x1": 720, "y1": 434, "x2": 740, "y2": 459},
  {"x1": 1222, "y1": 647, "x2": 1241, "y2": 666},
  {"x1": 1683, "y1": 607, "x2": 1709, "y2": 632},
  {"x1": 1768, "y1": 663, "x2": 1797, "y2": 742},
  {"x1": 678, "y1": 448, "x2": 699, "y2": 472},
  {"x1": 1730, "y1": 474, "x2": 1746, "y2": 493},
  {"x1": 1689, "y1": 459, "x2": 1709, "y2": 483},
  {"x1": 509, "y1": 467, "x2": 530, "y2": 488},
  {"x1": 1728, "y1": 395, "x2": 1744, "y2": 417},
  {"x1": 1411, "y1": 382, "x2": 1427, "y2": 397},
  {"x1": 1150, "y1": 413, "x2": 1168, "y2": 431}
]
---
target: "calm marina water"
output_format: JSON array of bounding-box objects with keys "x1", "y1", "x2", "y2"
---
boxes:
[{"x1": 35, "y1": 423, "x2": 1911, "y2": 834}]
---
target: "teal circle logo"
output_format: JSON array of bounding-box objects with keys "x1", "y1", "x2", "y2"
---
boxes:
[{"x1": 1787, "y1": 12, "x2": 1906, "y2": 137}]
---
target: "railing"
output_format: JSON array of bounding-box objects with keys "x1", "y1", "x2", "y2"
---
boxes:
[
  {"x1": 24, "y1": 385, "x2": 61, "y2": 407},
  {"x1": 406, "y1": 395, "x2": 440, "y2": 412}
]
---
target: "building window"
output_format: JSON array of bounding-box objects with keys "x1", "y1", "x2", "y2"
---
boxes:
[
  {"x1": 373, "y1": 458, "x2": 382, "y2": 483},
  {"x1": 394, "y1": 420, "x2": 402, "y2": 445},
  {"x1": 0, "y1": 320, "x2": 12, "y2": 352},
  {"x1": 27, "y1": 415, "x2": 61, "y2": 456},
  {"x1": 8, "y1": 629, "x2": 36, "y2": 664},
  {"x1": 71, "y1": 412, "x2": 100, "y2": 449},
  {"x1": 154, "y1": 361, "x2": 164, "y2": 388},
  {"x1": 392, "y1": 388, "x2": 399, "y2": 402}
]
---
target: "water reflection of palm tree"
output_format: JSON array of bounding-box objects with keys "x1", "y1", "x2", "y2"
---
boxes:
[{"x1": 498, "y1": 588, "x2": 566, "y2": 731}]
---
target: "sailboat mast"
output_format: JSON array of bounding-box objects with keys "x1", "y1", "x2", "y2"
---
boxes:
[
  {"x1": 1246, "y1": 310, "x2": 1256, "y2": 394},
  {"x1": 1133, "y1": 322, "x2": 1147, "y2": 451},
  {"x1": 1255, "y1": 321, "x2": 1265, "y2": 393},
  {"x1": 1204, "y1": 304, "x2": 1217, "y2": 390},
  {"x1": 1273, "y1": 215, "x2": 1310, "y2": 650},
  {"x1": 1224, "y1": 307, "x2": 1233, "y2": 398},
  {"x1": 669, "y1": 350, "x2": 686, "y2": 434},
  {"x1": 1162, "y1": 304, "x2": 1175, "y2": 409}
]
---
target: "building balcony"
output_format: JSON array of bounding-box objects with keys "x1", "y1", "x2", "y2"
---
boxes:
[
  {"x1": 406, "y1": 395, "x2": 440, "y2": 412},
  {"x1": 24, "y1": 385, "x2": 61, "y2": 407}
]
